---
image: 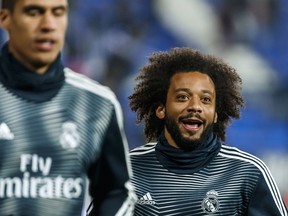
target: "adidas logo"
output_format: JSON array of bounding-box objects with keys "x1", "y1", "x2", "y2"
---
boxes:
[
  {"x1": 0, "y1": 123, "x2": 15, "y2": 140},
  {"x1": 137, "y1": 192, "x2": 155, "y2": 205}
]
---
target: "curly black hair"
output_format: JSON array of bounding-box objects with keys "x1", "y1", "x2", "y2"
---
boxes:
[{"x1": 129, "y1": 47, "x2": 244, "y2": 142}]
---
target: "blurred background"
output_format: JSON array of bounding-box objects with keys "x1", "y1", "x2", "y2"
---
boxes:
[{"x1": 1, "y1": 0, "x2": 287, "y2": 206}]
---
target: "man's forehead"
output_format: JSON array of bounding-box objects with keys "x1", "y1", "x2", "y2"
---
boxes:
[{"x1": 16, "y1": 0, "x2": 68, "y2": 8}]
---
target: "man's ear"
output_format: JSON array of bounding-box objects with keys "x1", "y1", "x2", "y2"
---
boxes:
[
  {"x1": 0, "y1": 9, "x2": 10, "y2": 30},
  {"x1": 214, "y1": 112, "x2": 218, "y2": 123},
  {"x1": 156, "y1": 105, "x2": 165, "y2": 120}
]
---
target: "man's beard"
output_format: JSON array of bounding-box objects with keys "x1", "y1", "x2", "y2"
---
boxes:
[{"x1": 164, "y1": 113, "x2": 214, "y2": 151}]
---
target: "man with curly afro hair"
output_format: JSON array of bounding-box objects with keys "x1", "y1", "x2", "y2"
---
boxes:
[{"x1": 129, "y1": 47, "x2": 287, "y2": 215}]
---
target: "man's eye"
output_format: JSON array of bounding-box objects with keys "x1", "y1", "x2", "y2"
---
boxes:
[
  {"x1": 177, "y1": 95, "x2": 188, "y2": 101},
  {"x1": 27, "y1": 9, "x2": 41, "y2": 16},
  {"x1": 202, "y1": 97, "x2": 212, "y2": 103},
  {"x1": 53, "y1": 8, "x2": 66, "y2": 16}
]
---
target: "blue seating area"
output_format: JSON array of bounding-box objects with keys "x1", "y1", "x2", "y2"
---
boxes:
[
  {"x1": 64, "y1": 0, "x2": 288, "y2": 201},
  {"x1": 65, "y1": 0, "x2": 288, "y2": 155},
  {"x1": 0, "y1": 0, "x2": 287, "y2": 159}
]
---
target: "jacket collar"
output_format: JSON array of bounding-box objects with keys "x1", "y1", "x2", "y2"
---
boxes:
[
  {"x1": 0, "y1": 43, "x2": 65, "y2": 102},
  {"x1": 155, "y1": 132, "x2": 221, "y2": 174}
]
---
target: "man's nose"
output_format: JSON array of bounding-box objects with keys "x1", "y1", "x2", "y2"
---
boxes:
[
  {"x1": 39, "y1": 13, "x2": 57, "y2": 32},
  {"x1": 187, "y1": 97, "x2": 202, "y2": 113}
]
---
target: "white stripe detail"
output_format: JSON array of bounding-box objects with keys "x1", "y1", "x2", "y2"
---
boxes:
[
  {"x1": 130, "y1": 143, "x2": 157, "y2": 156},
  {"x1": 64, "y1": 68, "x2": 123, "y2": 126},
  {"x1": 115, "y1": 181, "x2": 137, "y2": 216},
  {"x1": 220, "y1": 146, "x2": 287, "y2": 216},
  {"x1": 65, "y1": 68, "x2": 133, "y2": 177},
  {"x1": 81, "y1": 178, "x2": 91, "y2": 216},
  {"x1": 65, "y1": 68, "x2": 136, "y2": 215}
]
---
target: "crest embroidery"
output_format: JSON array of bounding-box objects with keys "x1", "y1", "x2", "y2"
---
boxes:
[
  {"x1": 201, "y1": 190, "x2": 220, "y2": 214},
  {"x1": 59, "y1": 122, "x2": 80, "y2": 149}
]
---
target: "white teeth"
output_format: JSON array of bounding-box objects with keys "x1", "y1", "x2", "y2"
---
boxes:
[
  {"x1": 38, "y1": 41, "x2": 53, "y2": 49},
  {"x1": 185, "y1": 124, "x2": 199, "y2": 129},
  {"x1": 42, "y1": 41, "x2": 52, "y2": 46}
]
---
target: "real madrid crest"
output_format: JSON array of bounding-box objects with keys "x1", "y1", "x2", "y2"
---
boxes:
[
  {"x1": 59, "y1": 121, "x2": 80, "y2": 149},
  {"x1": 201, "y1": 190, "x2": 220, "y2": 214}
]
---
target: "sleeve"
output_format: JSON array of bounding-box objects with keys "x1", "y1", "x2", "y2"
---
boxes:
[
  {"x1": 87, "y1": 108, "x2": 136, "y2": 216},
  {"x1": 247, "y1": 173, "x2": 288, "y2": 216}
]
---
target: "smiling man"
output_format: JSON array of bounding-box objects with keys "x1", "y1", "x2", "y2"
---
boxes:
[
  {"x1": 129, "y1": 47, "x2": 288, "y2": 215},
  {"x1": 0, "y1": 0, "x2": 135, "y2": 215},
  {"x1": 160, "y1": 71, "x2": 217, "y2": 152}
]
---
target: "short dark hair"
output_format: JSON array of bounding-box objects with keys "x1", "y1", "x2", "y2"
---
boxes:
[
  {"x1": 1, "y1": 0, "x2": 17, "y2": 11},
  {"x1": 129, "y1": 47, "x2": 244, "y2": 142}
]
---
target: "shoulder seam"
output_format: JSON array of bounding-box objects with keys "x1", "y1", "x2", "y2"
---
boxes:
[
  {"x1": 64, "y1": 68, "x2": 115, "y2": 99},
  {"x1": 219, "y1": 146, "x2": 287, "y2": 215},
  {"x1": 130, "y1": 143, "x2": 157, "y2": 156}
]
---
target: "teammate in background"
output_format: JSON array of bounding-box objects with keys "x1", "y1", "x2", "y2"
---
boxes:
[
  {"x1": 129, "y1": 47, "x2": 288, "y2": 215},
  {"x1": 0, "y1": 0, "x2": 135, "y2": 215}
]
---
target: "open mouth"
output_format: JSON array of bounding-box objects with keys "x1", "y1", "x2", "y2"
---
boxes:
[
  {"x1": 35, "y1": 39, "x2": 56, "y2": 51},
  {"x1": 181, "y1": 118, "x2": 203, "y2": 131}
]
